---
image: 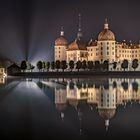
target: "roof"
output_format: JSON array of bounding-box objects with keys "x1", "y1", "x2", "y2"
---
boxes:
[
  {"x1": 98, "y1": 29, "x2": 115, "y2": 41},
  {"x1": 98, "y1": 109, "x2": 116, "y2": 120},
  {"x1": 7, "y1": 63, "x2": 20, "y2": 69},
  {"x1": 87, "y1": 39, "x2": 97, "y2": 46},
  {"x1": 55, "y1": 36, "x2": 68, "y2": 46},
  {"x1": 67, "y1": 39, "x2": 87, "y2": 51},
  {"x1": 55, "y1": 103, "x2": 67, "y2": 111}
]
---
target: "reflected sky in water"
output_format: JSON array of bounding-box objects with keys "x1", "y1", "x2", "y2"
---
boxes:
[{"x1": 0, "y1": 77, "x2": 140, "y2": 139}]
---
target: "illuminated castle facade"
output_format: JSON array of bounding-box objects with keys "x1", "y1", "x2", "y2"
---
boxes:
[{"x1": 54, "y1": 15, "x2": 140, "y2": 64}]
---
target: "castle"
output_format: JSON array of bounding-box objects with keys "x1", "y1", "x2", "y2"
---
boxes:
[{"x1": 54, "y1": 14, "x2": 140, "y2": 64}]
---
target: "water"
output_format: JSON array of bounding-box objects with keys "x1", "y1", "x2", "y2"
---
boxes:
[{"x1": 0, "y1": 77, "x2": 140, "y2": 139}]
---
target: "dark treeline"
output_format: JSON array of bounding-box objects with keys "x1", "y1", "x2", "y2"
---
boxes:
[{"x1": 19, "y1": 59, "x2": 139, "y2": 72}]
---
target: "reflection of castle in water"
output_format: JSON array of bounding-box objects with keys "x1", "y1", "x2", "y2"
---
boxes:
[
  {"x1": 0, "y1": 77, "x2": 5, "y2": 84},
  {"x1": 52, "y1": 78, "x2": 140, "y2": 131}
]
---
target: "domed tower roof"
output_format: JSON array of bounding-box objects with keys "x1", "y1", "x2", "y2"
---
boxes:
[
  {"x1": 98, "y1": 18, "x2": 115, "y2": 41},
  {"x1": 98, "y1": 109, "x2": 116, "y2": 120},
  {"x1": 55, "y1": 103, "x2": 67, "y2": 111},
  {"x1": 98, "y1": 108, "x2": 116, "y2": 131},
  {"x1": 55, "y1": 27, "x2": 68, "y2": 46}
]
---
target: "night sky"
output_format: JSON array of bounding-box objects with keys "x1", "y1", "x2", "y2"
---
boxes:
[{"x1": 0, "y1": 0, "x2": 140, "y2": 64}]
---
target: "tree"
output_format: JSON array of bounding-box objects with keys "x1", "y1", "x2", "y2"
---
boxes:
[
  {"x1": 121, "y1": 59, "x2": 128, "y2": 71},
  {"x1": 87, "y1": 61, "x2": 94, "y2": 70},
  {"x1": 102, "y1": 60, "x2": 109, "y2": 71},
  {"x1": 37, "y1": 61, "x2": 43, "y2": 72},
  {"x1": 55, "y1": 60, "x2": 61, "y2": 71},
  {"x1": 76, "y1": 61, "x2": 82, "y2": 71},
  {"x1": 61, "y1": 60, "x2": 67, "y2": 72},
  {"x1": 82, "y1": 60, "x2": 87, "y2": 70},
  {"x1": 113, "y1": 62, "x2": 117, "y2": 71},
  {"x1": 20, "y1": 60, "x2": 27, "y2": 72},
  {"x1": 31, "y1": 65, "x2": 35, "y2": 72},
  {"x1": 46, "y1": 62, "x2": 50, "y2": 71},
  {"x1": 132, "y1": 81, "x2": 139, "y2": 92},
  {"x1": 132, "y1": 59, "x2": 138, "y2": 71},
  {"x1": 95, "y1": 61, "x2": 100, "y2": 71},
  {"x1": 121, "y1": 81, "x2": 128, "y2": 91},
  {"x1": 69, "y1": 60, "x2": 75, "y2": 71},
  {"x1": 42, "y1": 61, "x2": 47, "y2": 72},
  {"x1": 51, "y1": 61, "x2": 55, "y2": 71}
]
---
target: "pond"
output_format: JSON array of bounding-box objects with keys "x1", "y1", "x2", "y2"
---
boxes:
[{"x1": 0, "y1": 77, "x2": 140, "y2": 139}]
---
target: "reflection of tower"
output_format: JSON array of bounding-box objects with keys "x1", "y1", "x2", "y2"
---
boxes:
[
  {"x1": 78, "y1": 109, "x2": 82, "y2": 135},
  {"x1": 55, "y1": 86, "x2": 67, "y2": 121},
  {"x1": 98, "y1": 84, "x2": 116, "y2": 131},
  {"x1": 77, "y1": 13, "x2": 83, "y2": 40},
  {"x1": 67, "y1": 81, "x2": 88, "y2": 109}
]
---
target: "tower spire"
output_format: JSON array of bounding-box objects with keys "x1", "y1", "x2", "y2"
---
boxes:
[
  {"x1": 77, "y1": 13, "x2": 82, "y2": 39},
  {"x1": 104, "y1": 18, "x2": 109, "y2": 30},
  {"x1": 60, "y1": 26, "x2": 64, "y2": 36},
  {"x1": 105, "y1": 119, "x2": 109, "y2": 131}
]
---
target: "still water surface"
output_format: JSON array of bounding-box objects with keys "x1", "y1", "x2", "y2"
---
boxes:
[{"x1": 0, "y1": 77, "x2": 140, "y2": 139}]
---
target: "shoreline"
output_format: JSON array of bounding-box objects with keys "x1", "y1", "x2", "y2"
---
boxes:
[{"x1": 8, "y1": 71, "x2": 140, "y2": 78}]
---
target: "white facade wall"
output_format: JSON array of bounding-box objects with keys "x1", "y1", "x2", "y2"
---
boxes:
[
  {"x1": 54, "y1": 45, "x2": 67, "y2": 61},
  {"x1": 98, "y1": 41, "x2": 116, "y2": 63}
]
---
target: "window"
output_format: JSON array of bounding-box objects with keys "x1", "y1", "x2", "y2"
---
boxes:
[
  {"x1": 112, "y1": 52, "x2": 114, "y2": 55},
  {"x1": 107, "y1": 42, "x2": 109, "y2": 45},
  {"x1": 107, "y1": 52, "x2": 109, "y2": 55},
  {"x1": 91, "y1": 49, "x2": 92, "y2": 51},
  {"x1": 91, "y1": 53, "x2": 92, "y2": 56},
  {"x1": 101, "y1": 42, "x2": 103, "y2": 45},
  {"x1": 101, "y1": 47, "x2": 103, "y2": 50},
  {"x1": 59, "y1": 55, "x2": 60, "y2": 58},
  {"x1": 112, "y1": 42, "x2": 114, "y2": 45},
  {"x1": 59, "y1": 51, "x2": 60, "y2": 53},
  {"x1": 112, "y1": 47, "x2": 114, "y2": 50},
  {"x1": 101, "y1": 52, "x2": 103, "y2": 55},
  {"x1": 107, "y1": 47, "x2": 109, "y2": 50}
]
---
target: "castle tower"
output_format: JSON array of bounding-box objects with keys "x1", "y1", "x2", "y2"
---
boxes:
[
  {"x1": 98, "y1": 18, "x2": 116, "y2": 63},
  {"x1": 54, "y1": 26, "x2": 68, "y2": 61}
]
